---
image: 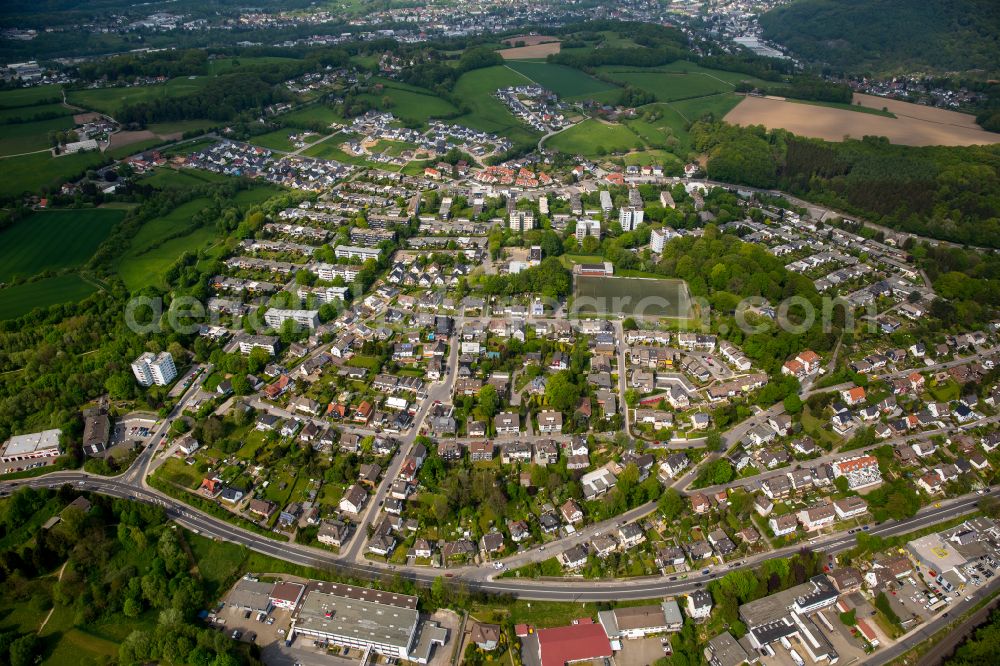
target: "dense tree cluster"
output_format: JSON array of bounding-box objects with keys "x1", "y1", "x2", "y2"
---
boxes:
[
  {"x1": 692, "y1": 121, "x2": 1000, "y2": 248},
  {"x1": 477, "y1": 257, "x2": 572, "y2": 299},
  {"x1": 760, "y1": 0, "x2": 1000, "y2": 76},
  {"x1": 0, "y1": 487, "x2": 256, "y2": 665}
]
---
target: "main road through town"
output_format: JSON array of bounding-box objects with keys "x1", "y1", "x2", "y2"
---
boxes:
[{"x1": 3, "y1": 466, "x2": 994, "y2": 602}]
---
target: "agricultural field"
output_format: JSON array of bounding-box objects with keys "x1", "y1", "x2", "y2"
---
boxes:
[
  {"x1": 572, "y1": 275, "x2": 692, "y2": 318},
  {"x1": 546, "y1": 118, "x2": 644, "y2": 156},
  {"x1": 498, "y1": 42, "x2": 561, "y2": 60},
  {"x1": 0, "y1": 208, "x2": 124, "y2": 281},
  {"x1": 0, "y1": 115, "x2": 76, "y2": 156},
  {"x1": 0, "y1": 102, "x2": 74, "y2": 123},
  {"x1": 599, "y1": 67, "x2": 734, "y2": 102},
  {"x1": 140, "y1": 167, "x2": 232, "y2": 190},
  {"x1": 0, "y1": 148, "x2": 107, "y2": 199},
  {"x1": 359, "y1": 79, "x2": 459, "y2": 125},
  {"x1": 504, "y1": 61, "x2": 618, "y2": 99},
  {"x1": 724, "y1": 94, "x2": 1000, "y2": 146},
  {"x1": 251, "y1": 127, "x2": 318, "y2": 152},
  {"x1": 277, "y1": 104, "x2": 345, "y2": 129},
  {"x1": 0, "y1": 273, "x2": 98, "y2": 320},
  {"x1": 206, "y1": 56, "x2": 300, "y2": 74},
  {"x1": 116, "y1": 185, "x2": 281, "y2": 290},
  {"x1": 66, "y1": 77, "x2": 211, "y2": 116},
  {"x1": 451, "y1": 65, "x2": 541, "y2": 149},
  {"x1": 0, "y1": 85, "x2": 63, "y2": 109}
]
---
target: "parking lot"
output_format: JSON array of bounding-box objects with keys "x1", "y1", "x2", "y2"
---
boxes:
[
  {"x1": 208, "y1": 603, "x2": 293, "y2": 649},
  {"x1": 616, "y1": 636, "x2": 671, "y2": 666}
]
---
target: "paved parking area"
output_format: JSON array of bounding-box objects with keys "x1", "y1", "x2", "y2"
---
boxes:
[
  {"x1": 209, "y1": 604, "x2": 292, "y2": 648},
  {"x1": 616, "y1": 636, "x2": 670, "y2": 666}
]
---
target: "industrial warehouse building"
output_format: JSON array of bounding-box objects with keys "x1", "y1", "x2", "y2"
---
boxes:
[{"x1": 289, "y1": 582, "x2": 446, "y2": 663}]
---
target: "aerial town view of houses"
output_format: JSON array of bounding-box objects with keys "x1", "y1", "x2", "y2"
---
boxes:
[{"x1": 2, "y1": 1, "x2": 1000, "y2": 666}]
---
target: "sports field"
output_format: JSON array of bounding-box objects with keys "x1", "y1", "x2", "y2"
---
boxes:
[
  {"x1": 573, "y1": 275, "x2": 692, "y2": 318},
  {"x1": 504, "y1": 61, "x2": 618, "y2": 99},
  {"x1": 0, "y1": 274, "x2": 97, "y2": 320},
  {"x1": 0, "y1": 209, "x2": 124, "y2": 281}
]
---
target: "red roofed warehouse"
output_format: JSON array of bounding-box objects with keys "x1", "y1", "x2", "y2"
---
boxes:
[{"x1": 536, "y1": 621, "x2": 613, "y2": 666}]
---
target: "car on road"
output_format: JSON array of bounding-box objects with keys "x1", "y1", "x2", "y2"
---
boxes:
[
  {"x1": 702, "y1": 569, "x2": 710, "y2": 575},
  {"x1": 863, "y1": 525, "x2": 870, "y2": 531}
]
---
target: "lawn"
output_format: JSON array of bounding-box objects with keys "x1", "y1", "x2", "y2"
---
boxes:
[
  {"x1": 451, "y1": 66, "x2": 541, "y2": 149},
  {"x1": 0, "y1": 208, "x2": 124, "y2": 281},
  {"x1": 0, "y1": 149, "x2": 107, "y2": 199},
  {"x1": 0, "y1": 274, "x2": 98, "y2": 320},
  {"x1": 252, "y1": 127, "x2": 308, "y2": 152},
  {"x1": 503, "y1": 61, "x2": 617, "y2": 99},
  {"x1": 0, "y1": 116, "x2": 77, "y2": 156},
  {"x1": 546, "y1": 118, "x2": 644, "y2": 156},
  {"x1": 155, "y1": 457, "x2": 202, "y2": 489}
]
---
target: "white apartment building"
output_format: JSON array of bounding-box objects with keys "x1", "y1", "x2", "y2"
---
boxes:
[
  {"x1": 576, "y1": 218, "x2": 601, "y2": 242},
  {"x1": 131, "y1": 351, "x2": 177, "y2": 387},
  {"x1": 264, "y1": 309, "x2": 320, "y2": 330},
  {"x1": 619, "y1": 206, "x2": 644, "y2": 232}
]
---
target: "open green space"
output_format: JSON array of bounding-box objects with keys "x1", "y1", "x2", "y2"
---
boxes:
[
  {"x1": 0, "y1": 102, "x2": 74, "y2": 123},
  {"x1": 0, "y1": 274, "x2": 98, "y2": 319},
  {"x1": 107, "y1": 138, "x2": 164, "y2": 160},
  {"x1": 0, "y1": 115, "x2": 76, "y2": 155},
  {"x1": 599, "y1": 67, "x2": 735, "y2": 102},
  {"x1": 451, "y1": 66, "x2": 541, "y2": 148},
  {"x1": 360, "y1": 79, "x2": 459, "y2": 125},
  {"x1": 0, "y1": 85, "x2": 63, "y2": 109},
  {"x1": 140, "y1": 167, "x2": 232, "y2": 189},
  {"x1": 572, "y1": 275, "x2": 693, "y2": 318},
  {"x1": 146, "y1": 119, "x2": 217, "y2": 135},
  {"x1": 0, "y1": 149, "x2": 107, "y2": 199},
  {"x1": 278, "y1": 104, "x2": 345, "y2": 128},
  {"x1": 66, "y1": 78, "x2": 212, "y2": 116},
  {"x1": 546, "y1": 118, "x2": 644, "y2": 155},
  {"x1": 504, "y1": 61, "x2": 618, "y2": 99},
  {"x1": 252, "y1": 127, "x2": 325, "y2": 152},
  {"x1": 206, "y1": 56, "x2": 300, "y2": 74},
  {"x1": 0, "y1": 208, "x2": 123, "y2": 281}
]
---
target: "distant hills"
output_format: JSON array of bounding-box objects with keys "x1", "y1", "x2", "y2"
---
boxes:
[{"x1": 760, "y1": 0, "x2": 1000, "y2": 75}]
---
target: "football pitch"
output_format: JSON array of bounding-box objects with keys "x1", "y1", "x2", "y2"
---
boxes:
[{"x1": 572, "y1": 275, "x2": 692, "y2": 318}]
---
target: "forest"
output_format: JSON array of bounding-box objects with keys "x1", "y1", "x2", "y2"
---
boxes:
[
  {"x1": 691, "y1": 121, "x2": 1000, "y2": 248},
  {"x1": 0, "y1": 486, "x2": 260, "y2": 665},
  {"x1": 760, "y1": 0, "x2": 1000, "y2": 76}
]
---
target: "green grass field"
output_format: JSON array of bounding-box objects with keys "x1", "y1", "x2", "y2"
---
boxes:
[
  {"x1": 277, "y1": 104, "x2": 345, "y2": 128},
  {"x1": 0, "y1": 102, "x2": 74, "y2": 123},
  {"x1": 546, "y1": 118, "x2": 644, "y2": 155},
  {"x1": 67, "y1": 78, "x2": 211, "y2": 116},
  {"x1": 504, "y1": 61, "x2": 618, "y2": 99},
  {"x1": 599, "y1": 68, "x2": 734, "y2": 102},
  {"x1": 0, "y1": 274, "x2": 98, "y2": 319},
  {"x1": 252, "y1": 127, "x2": 326, "y2": 152},
  {"x1": 0, "y1": 85, "x2": 63, "y2": 109},
  {"x1": 0, "y1": 115, "x2": 76, "y2": 156},
  {"x1": 0, "y1": 208, "x2": 124, "y2": 281},
  {"x1": 451, "y1": 66, "x2": 541, "y2": 148},
  {"x1": 146, "y1": 119, "x2": 217, "y2": 135},
  {"x1": 140, "y1": 167, "x2": 232, "y2": 189},
  {"x1": 0, "y1": 150, "x2": 108, "y2": 199},
  {"x1": 360, "y1": 79, "x2": 459, "y2": 125},
  {"x1": 117, "y1": 185, "x2": 280, "y2": 290}
]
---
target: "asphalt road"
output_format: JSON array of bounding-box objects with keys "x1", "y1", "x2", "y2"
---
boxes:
[{"x1": 6, "y1": 469, "x2": 993, "y2": 602}]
